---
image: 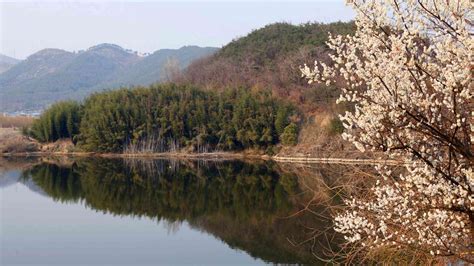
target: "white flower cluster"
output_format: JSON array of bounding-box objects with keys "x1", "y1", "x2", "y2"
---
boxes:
[
  {"x1": 335, "y1": 164, "x2": 472, "y2": 256},
  {"x1": 302, "y1": 0, "x2": 473, "y2": 261}
]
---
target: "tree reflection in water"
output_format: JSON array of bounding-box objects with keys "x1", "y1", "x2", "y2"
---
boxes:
[{"x1": 21, "y1": 158, "x2": 344, "y2": 264}]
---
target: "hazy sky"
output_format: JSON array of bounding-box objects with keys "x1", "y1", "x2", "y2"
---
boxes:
[{"x1": 0, "y1": 0, "x2": 354, "y2": 59}]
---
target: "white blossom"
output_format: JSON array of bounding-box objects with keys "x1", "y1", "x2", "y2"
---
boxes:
[{"x1": 302, "y1": 0, "x2": 473, "y2": 262}]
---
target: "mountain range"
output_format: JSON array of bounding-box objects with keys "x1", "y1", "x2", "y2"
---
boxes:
[
  {"x1": 0, "y1": 44, "x2": 218, "y2": 112},
  {"x1": 0, "y1": 54, "x2": 20, "y2": 74}
]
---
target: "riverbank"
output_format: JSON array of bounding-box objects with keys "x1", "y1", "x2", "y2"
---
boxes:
[
  {"x1": 1, "y1": 151, "x2": 406, "y2": 166},
  {"x1": 273, "y1": 156, "x2": 403, "y2": 165},
  {"x1": 0, "y1": 128, "x2": 403, "y2": 165},
  {"x1": 0, "y1": 128, "x2": 39, "y2": 153},
  {"x1": 1, "y1": 150, "x2": 269, "y2": 160}
]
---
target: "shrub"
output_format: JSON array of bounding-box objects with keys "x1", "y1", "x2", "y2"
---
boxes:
[
  {"x1": 328, "y1": 117, "x2": 344, "y2": 135},
  {"x1": 280, "y1": 123, "x2": 298, "y2": 146}
]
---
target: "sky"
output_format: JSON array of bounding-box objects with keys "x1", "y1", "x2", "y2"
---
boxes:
[{"x1": 0, "y1": 0, "x2": 354, "y2": 59}]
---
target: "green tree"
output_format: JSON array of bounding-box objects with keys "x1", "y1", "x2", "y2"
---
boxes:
[
  {"x1": 275, "y1": 106, "x2": 290, "y2": 135},
  {"x1": 280, "y1": 123, "x2": 298, "y2": 146},
  {"x1": 328, "y1": 117, "x2": 344, "y2": 135},
  {"x1": 29, "y1": 101, "x2": 82, "y2": 142}
]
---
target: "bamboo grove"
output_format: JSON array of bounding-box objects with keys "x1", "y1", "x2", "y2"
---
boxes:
[{"x1": 27, "y1": 84, "x2": 298, "y2": 152}]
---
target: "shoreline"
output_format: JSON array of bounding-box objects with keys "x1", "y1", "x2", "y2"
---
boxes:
[
  {"x1": 272, "y1": 156, "x2": 403, "y2": 165},
  {"x1": 0, "y1": 151, "x2": 404, "y2": 165},
  {"x1": 0, "y1": 151, "x2": 269, "y2": 160}
]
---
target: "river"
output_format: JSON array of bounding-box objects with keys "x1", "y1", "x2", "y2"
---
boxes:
[{"x1": 0, "y1": 157, "x2": 349, "y2": 265}]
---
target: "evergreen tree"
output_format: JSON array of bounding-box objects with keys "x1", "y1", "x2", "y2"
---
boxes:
[
  {"x1": 280, "y1": 123, "x2": 298, "y2": 146},
  {"x1": 29, "y1": 84, "x2": 298, "y2": 152},
  {"x1": 29, "y1": 101, "x2": 82, "y2": 142}
]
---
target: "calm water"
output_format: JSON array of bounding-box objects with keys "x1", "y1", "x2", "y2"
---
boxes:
[{"x1": 0, "y1": 157, "x2": 342, "y2": 265}]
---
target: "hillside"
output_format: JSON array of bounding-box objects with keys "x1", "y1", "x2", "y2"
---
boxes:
[
  {"x1": 100, "y1": 46, "x2": 218, "y2": 88},
  {"x1": 178, "y1": 22, "x2": 355, "y2": 111},
  {"x1": 178, "y1": 22, "x2": 358, "y2": 157},
  {"x1": 0, "y1": 44, "x2": 217, "y2": 112},
  {"x1": 0, "y1": 54, "x2": 21, "y2": 74}
]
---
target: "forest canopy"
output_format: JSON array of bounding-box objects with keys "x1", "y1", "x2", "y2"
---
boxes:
[{"x1": 28, "y1": 84, "x2": 298, "y2": 153}]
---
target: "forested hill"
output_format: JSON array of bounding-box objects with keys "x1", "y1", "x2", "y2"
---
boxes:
[
  {"x1": 177, "y1": 21, "x2": 356, "y2": 156},
  {"x1": 0, "y1": 44, "x2": 217, "y2": 112},
  {"x1": 178, "y1": 21, "x2": 355, "y2": 111}
]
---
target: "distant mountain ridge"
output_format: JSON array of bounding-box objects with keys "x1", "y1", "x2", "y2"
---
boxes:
[
  {"x1": 0, "y1": 44, "x2": 218, "y2": 112},
  {"x1": 0, "y1": 53, "x2": 21, "y2": 74}
]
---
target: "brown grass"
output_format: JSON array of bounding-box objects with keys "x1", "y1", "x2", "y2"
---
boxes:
[
  {"x1": 0, "y1": 114, "x2": 35, "y2": 128},
  {"x1": 0, "y1": 128, "x2": 39, "y2": 153},
  {"x1": 277, "y1": 111, "x2": 368, "y2": 159}
]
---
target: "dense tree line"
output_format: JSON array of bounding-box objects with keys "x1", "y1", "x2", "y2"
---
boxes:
[
  {"x1": 219, "y1": 22, "x2": 355, "y2": 65},
  {"x1": 28, "y1": 101, "x2": 81, "y2": 142},
  {"x1": 29, "y1": 84, "x2": 298, "y2": 152}
]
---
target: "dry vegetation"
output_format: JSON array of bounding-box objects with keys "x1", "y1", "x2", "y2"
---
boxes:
[
  {"x1": 0, "y1": 114, "x2": 34, "y2": 128},
  {"x1": 280, "y1": 162, "x2": 437, "y2": 264},
  {"x1": 0, "y1": 128, "x2": 39, "y2": 153},
  {"x1": 277, "y1": 111, "x2": 365, "y2": 159},
  {"x1": 0, "y1": 115, "x2": 38, "y2": 153},
  {"x1": 177, "y1": 22, "x2": 354, "y2": 112}
]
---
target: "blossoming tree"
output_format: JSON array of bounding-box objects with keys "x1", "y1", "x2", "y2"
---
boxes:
[{"x1": 301, "y1": 0, "x2": 473, "y2": 262}]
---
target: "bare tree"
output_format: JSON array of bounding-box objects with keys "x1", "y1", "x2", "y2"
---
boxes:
[{"x1": 161, "y1": 56, "x2": 181, "y2": 82}]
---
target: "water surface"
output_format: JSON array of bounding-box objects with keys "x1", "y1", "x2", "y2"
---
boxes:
[{"x1": 1, "y1": 157, "x2": 342, "y2": 265}]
